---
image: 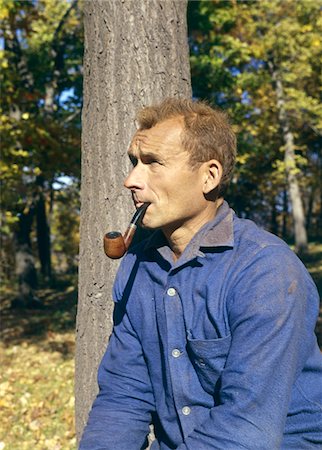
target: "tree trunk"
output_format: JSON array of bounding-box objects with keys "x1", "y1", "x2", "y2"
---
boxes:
[
  {"x1": 306, "y1": 186, "x2": 315, "y2": 237},
  {"x1": 282, "y1": 188, "x2": 288, "y2": 240},
  {"x1": 270, "y1": 196, "x2": 278, "y2": 236},
  {"x1": 75, "y1": 0, "x2": 191, "y2": 442},
  {"x1": 272, "y1": 68, "x2": 308, "y2": 254},
  {"x1": 13, "y1": 207, "x2": 38, "y2": 307},
  {"x1": 35, "y1": 183, "x2": 52, "y2": 279}
]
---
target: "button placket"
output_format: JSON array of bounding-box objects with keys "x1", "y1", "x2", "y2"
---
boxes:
[
  {"x1": 167, "y1": 287, "x2": 176, "y2": 297},
  {"x1": 164, "y1": 281, "x2": 194, "y2": 434},
  {"x1": 182, "y1": 406, "x2": 191, "y2": 416},
  {"x1": 171, "y1": 348, "x2": 181, "y2": 358}
]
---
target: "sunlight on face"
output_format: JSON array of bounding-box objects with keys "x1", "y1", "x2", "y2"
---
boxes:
[{"x1": 125, "y1": 118, "x2": 218, "y2": 244}]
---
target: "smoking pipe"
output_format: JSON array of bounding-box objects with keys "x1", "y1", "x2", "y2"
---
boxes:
[{"x1": 103, "y1": 203, "x2": 149, "y2": 259}]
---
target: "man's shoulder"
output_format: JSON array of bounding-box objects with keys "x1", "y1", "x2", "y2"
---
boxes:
[
  {"x1": 231, "y1": 214, "x2": 318, "y2": 293},
  {"x1": 233, "y1": 214, "x2": 290, "y2": 252},
  {"x1": 231, "y1": 214, "x2": 303, "y2": 273}
]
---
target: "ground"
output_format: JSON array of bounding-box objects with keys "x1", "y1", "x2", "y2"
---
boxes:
[
  {"x1": 0, "y1": 244, "x2": 321, "y2": 450},
  {"x1": 0, "y1": 276, "x2": 77, "y2": 450}
]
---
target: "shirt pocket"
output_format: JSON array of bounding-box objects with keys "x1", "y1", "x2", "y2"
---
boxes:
[{"x1": 186, "y1": 331, "x2": 232, "y2": 396}]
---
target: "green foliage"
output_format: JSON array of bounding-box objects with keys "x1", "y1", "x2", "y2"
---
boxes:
[
  {"x1": 0, "y1": 0, "x2": 83, "y2": 283},
  {"x1": 188, "y1": 0, "x2": 322, "y2": 237}
]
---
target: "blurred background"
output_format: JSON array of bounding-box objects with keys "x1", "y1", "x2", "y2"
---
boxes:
[{"x1": 0, "y1": 0, "x2": 321, "y2": 449}]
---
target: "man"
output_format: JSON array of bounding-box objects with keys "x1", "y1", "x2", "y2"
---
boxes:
[{"x1": 80, "y1": 98, "x2": 322, "y2": 449}]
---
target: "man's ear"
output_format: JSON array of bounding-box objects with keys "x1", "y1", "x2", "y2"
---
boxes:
[{"x1": 202, "y1": 159, "x2": 222, "y2": 195}]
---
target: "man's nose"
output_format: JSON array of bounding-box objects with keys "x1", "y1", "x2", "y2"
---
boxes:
[{"x1": 124, "y1": 164, "x2": 145, "y2": 190}]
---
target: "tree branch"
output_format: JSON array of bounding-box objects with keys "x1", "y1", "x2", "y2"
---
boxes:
[{"x1": 45, "y1": 0, "x2": 79, "y2": 114}]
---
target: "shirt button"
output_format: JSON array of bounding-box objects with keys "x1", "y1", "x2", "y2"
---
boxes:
[
  {"x1": 167, "y1": 287, "x2": 176, "y2": 297},
  {"x1": 182, "y1": 406, "x2": 191, "y2": 416},
  {"x1": 171, "y1": 349, "x2": 181, "y2": 358}
]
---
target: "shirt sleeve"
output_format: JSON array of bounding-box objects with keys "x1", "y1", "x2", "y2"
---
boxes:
[
  {"x1": 79, "y1": 301, "x2": 155, "y2": 450},
  {"x1": 177, "y1": 244, "x2": 319, "y2": 449}
]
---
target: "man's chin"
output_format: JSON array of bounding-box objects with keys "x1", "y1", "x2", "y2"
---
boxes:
[
  {"x1": 140, "y1": 220, "x2": 155, "y2": 230},
  {"x1": 140, "y1": 216, "x2": 159, "y2": 230}
]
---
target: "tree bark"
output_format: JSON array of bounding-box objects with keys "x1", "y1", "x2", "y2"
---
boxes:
[
  {"x1": 306, "y1": 186, "x2": 315, "y2": 236},
  {"x1": 270, "y1": 196, "x2": 278, "y2": 236},
  {"x1": 13, "y1": 207, "x2": 38, "y2": 306},
  {"x1": 271, "y1": 67, "x2": 308, "y2": 254},
  {"x1": 35, "y1": 176, "x2": 52, "y2": 279},
  {"x1": 282, "y1": 188, "x2": 288, "y2": 240},
  {"x1": 75, "y1": 0, "x2": 191, "y2": 441}
]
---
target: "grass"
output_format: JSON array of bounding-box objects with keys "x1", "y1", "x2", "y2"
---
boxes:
[
  {"x1": 0, "y1": 276, "x2": 77, "y2": 450},
  {"x1": 0, "y1": 243, "x2": 321, "y2": 450}
]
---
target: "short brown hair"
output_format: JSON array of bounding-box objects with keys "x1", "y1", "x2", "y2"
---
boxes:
[{"x1": 136, "y1": 97, "x2": 237, "y2": 196}]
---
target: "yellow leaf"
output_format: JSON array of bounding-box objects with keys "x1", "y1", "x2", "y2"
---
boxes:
[
  {"x1": 0, "y1": 5, "x2": 9, "y2": 20},
  {"x1": 0, "y1": 398, "x2": 11, "y2": 408},
  {"x1": 20, "y1": 392, "x2": 31, "y2": 406},
  {"x1": 29, "y1": 419, "x2": 40, "y2": 431},
  {"x1": 302, "y1": 24, "x2": 312, "y2": 32},
  {"x1": 0, "y1": 381, "x2": 10, "y2": 396}
]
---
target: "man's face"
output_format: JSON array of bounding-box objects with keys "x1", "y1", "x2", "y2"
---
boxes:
[{"x1": 125, "y1": 117, "x2": 214, "y2": 239}]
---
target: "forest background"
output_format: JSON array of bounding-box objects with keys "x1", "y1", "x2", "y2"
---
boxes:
[{"x1": 0, "y1": 0, "x2": 321, "y2": 449}]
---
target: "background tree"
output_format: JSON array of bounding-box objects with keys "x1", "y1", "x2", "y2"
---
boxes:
[
  {"x1": 0, "y1": 0, "x2": 83, "y2": 302},
  {"x1": 75, "y1": 0, "x2": 191, "y2": 441},
  {"x1": 188, "y1": 0, "x2": 322, "y2": 251}
]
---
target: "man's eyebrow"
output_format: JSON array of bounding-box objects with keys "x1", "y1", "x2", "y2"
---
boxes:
[
  {"x1": 140, "y1": 150, "x2": 160, "y2": 159},
  {"x1": 128, "y1": 147, "x2": 160, "y2": 160},
  {"x1": 127, "y1": 144, "x2": 139, "y2": 157}
]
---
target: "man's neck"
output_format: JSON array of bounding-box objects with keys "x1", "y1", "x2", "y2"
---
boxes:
[{"x1": 164, "y1": 198, "x2": 224, "y2": 261}]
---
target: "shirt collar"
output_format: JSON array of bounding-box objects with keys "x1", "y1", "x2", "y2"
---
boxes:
[
  {"x1": 143, "y1": 201, "x2": 234, "y2": 261},
  {"x1": 197, "y1": 200, "x2": 234, "y2": 249}
]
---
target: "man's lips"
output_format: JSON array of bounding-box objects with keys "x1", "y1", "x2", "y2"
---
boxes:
[{"x1": 134, "y1": 200, "x2": 150, "y2": 209}]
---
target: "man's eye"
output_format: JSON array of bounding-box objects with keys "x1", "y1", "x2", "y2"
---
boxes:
[
  {"x1": 144, "y1": 158, "x2": 161, "y2": 166},
  {"x1": 129, "y1": 156, "x2": 138, "y2": 167}
]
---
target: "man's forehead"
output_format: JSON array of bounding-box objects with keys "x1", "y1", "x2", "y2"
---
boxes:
[{"x1": 129, "y1": 117, "x2": 184, "y2": 152}]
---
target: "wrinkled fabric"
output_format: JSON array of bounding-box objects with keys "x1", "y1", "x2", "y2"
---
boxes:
[{"x1": 80, "y1": 202, "x2": 322, "y2": 450}]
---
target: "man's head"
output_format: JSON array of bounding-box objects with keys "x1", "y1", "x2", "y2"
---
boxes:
[
  {"x1": 125, "y1": 98, "x2": 236, "y2": 248},
  {"x1": 135, "y1": 97, "x2": 237, "y2": 197}
]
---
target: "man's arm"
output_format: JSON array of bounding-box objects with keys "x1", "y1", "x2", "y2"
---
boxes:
[
  {"x1": 79, "y1": 303, "x2": 155, "y2": 450},
  {"x1": 178, "y1": 245, "x2": 319, "y2": 449}
]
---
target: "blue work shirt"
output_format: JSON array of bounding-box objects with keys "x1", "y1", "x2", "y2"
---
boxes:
[{"x1": 80, "y1": 202, "x2": 322, "y2": 449}]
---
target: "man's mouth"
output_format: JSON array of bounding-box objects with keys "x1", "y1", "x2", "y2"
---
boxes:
[{"x1": 134, "y1": 200, "x2": 150, "y2": 209}]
